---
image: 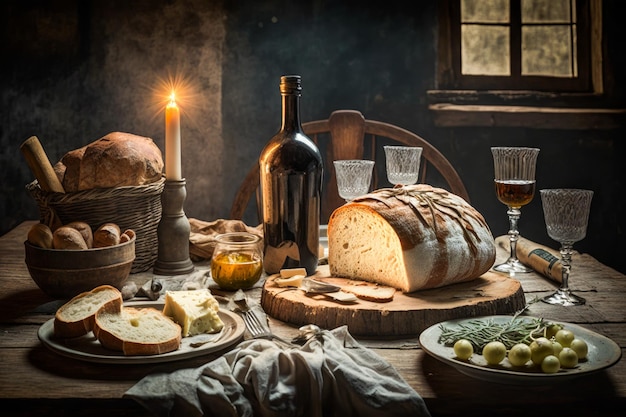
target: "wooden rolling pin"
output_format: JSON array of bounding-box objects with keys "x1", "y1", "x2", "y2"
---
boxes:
[
  {"x1": 495, "y1": 236, "x2": 563, "y2": 283},
  {"x1": 20, "y1": 136, "x2": 65, "y2": 193}
]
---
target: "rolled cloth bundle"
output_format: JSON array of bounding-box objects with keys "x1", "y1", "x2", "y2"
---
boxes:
[{"x1": 495, "y1": 236, "x2": 563, "y2": 283}]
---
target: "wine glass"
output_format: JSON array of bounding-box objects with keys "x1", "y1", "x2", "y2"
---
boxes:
[
  {"x1": 333, "y1": 160, "x2": 375, "y2": 202},
  {"x1": 384, "y1": 146, "x2": 422, "y2": 187},
  {"x1": 540, "y1": 189, "x2": 593, "y2": 306},
  {"x1": 491, "y1": 147, "x2": 540, "y2": 274}
]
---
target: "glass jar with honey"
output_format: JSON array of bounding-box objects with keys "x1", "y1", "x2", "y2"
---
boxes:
[{"x1": 211, "y1": 232, "x2": 263, "y2": 290}]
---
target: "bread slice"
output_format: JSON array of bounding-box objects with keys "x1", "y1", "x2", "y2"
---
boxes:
[
  {"x1": 54, "y1": 285, "x2": 123, "y2": 338},
  {"x1": 340, "y1": 282, "x2": 396, "y2": 302},
  {"x1": 93, "y1": 307, "x2": 181, "y2": 355}
]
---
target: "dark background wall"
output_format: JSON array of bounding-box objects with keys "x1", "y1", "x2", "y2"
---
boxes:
[{"x1": 2, "y1": 0, "x2": 624, "y2": 274}]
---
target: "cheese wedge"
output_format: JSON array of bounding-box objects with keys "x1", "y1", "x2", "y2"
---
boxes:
[
  {"x1": 280, "y1": 268, "x2": 307, "y2": 278},
  {"x1": 162, "y1": 289, "x2": 224, "y2": 337},
  {"x1": 275, "y1": 274, "x2": 305, "y2": 288}
]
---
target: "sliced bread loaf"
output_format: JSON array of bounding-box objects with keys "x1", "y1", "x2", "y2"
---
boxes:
[
  {"x1": 54, "y1": 285, "x2": 123, "y2": 338},
  {"x1": 93, "y1": 307, "x2": 182, "y2": 355},
  {"x1": 328, "y1": 185, "x2": 496, "y2": 292}
]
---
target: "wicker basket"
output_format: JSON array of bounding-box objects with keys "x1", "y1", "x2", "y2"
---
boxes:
[{"x1": 26, "y1": 178, "x2": 165, "y2": 273}]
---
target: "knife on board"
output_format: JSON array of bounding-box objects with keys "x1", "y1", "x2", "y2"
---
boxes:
[{"x1": 274, "y1": 268, "x2": 358, "y2": 303}]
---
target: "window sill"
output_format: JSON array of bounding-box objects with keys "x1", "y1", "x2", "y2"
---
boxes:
[{"x1": 427, "y1": 90, "x2": 626, "y2": 130}]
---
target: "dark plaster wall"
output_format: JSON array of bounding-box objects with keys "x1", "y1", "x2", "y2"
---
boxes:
[
  {"x1": 1, "y1": 0, "x2": 225, "y2": 232},
  {"x1": 2, "y1": 0, "x2": 625, "y2": 274}
]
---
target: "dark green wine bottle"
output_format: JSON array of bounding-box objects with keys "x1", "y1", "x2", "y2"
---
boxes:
[{"x1": 259, "y1": 75, "x2": 323, "y2": 276}]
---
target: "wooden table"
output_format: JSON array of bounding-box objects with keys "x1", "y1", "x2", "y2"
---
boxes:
[{"x1": 1, "y1": 221, "x2": 625, "y2": 416}]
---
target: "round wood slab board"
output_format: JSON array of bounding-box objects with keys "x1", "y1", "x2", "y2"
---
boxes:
[{"x1": 261, "y1": 265, "x2": 526, "y2": 337}]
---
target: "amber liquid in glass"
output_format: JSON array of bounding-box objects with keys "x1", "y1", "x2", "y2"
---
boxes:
[
  {"x1": 495, "y1": 179, "x2": 536, "y2": 208},
  {"x1": 211, "y1": 252, "x2": 263, "y2": 290}
]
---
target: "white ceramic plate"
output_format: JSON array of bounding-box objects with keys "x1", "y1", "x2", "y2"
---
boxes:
[
  {"x1": 38, "y1": 300, "x2": 245, "y2": 364},
  {"x1": 419, "y1": 315, "x2": 622, "y2": 384}
]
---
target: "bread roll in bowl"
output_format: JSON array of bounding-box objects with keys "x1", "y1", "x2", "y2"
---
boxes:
[
  {"x1": 27, "y1": 223, "x2": 54, "y2": 249},
  {"x1": 119, "y1": 229, "x2": 135, "y2": 244},
  {"x1": 53, "y1": 226, "x2": 89, "y2": 250},
  {"x1": 93, "y1": 223, "x2": 121, "y2": 248},
  {"x1": 66, "y1": 221, "x2": 94, "y2": 248}
]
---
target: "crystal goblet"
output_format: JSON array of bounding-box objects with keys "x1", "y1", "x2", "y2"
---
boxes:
[
  {"x1": 540, "y1": 188, "x2": 593, "y2": 306},
  {"x1": 333, "y1": 160, "x2": 375, "y2": 202},
  {"x1": 384, "y1": 146, "x2": 422, "y2": 187},
  {"x1": 491, "y1": 146, "x2": 540, "y2": 274}
]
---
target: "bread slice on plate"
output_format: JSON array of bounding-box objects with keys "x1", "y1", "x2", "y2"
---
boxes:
[
  {"x1": 93, "y1": 307, "x2": 182, "y2": 355},
  {"x1": 54, "y1": 285, "x2": 123, "y2": 338}
]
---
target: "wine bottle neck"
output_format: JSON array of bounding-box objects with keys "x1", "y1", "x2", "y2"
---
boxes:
[{"x1": 281, "y1": 93, "x2": 301, "y2": 132}]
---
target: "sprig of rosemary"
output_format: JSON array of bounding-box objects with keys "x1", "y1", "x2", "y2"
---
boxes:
[{"x1": 438, "y1": 312, "x2": 551, "y2": 353}]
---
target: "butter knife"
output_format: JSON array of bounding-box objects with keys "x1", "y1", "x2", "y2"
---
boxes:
[{"x1": 278, "y1": 276, "x2": 357, "y2": 303}]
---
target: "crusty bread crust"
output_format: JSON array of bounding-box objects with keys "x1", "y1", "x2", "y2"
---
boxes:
[
  {"x1": 56, "y1": 132, "x2": 164, "y2": 192},
  {"x1": 328, "y1": 184, "x2": 496, "y2": 292},
  {"x1": 93, "y1": 307, "x2": 181, "y2": 356},
  {"x1": 53, "y1": 285, "x2": 123, "y2": 338},
  {"x1": 27, "y1": 223, "x2": 54, "y2": 249},
  {"x1": 93, "y1": 223, "x2": 121, "y2": 248},
  {"x1": 65, "y1": 221, "x2": 94, "y2": 248},
  {"x1": 52, "y1": 226, "x2": 88, "y2": 250}
]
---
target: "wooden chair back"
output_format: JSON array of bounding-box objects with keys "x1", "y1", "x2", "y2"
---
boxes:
[{"x1": 229, "y1": 110, "x2": 469, "y2": 223}]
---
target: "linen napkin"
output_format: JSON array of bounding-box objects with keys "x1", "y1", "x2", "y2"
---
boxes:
[
  {"x1": 124, "y1": 325, "x2": 431, "y2": 417},
  {"x1": 188, "y1": 218, "x2": 263, "y2": 261}
]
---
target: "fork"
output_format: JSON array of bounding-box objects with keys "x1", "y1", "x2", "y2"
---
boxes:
[{"x1": 233, "y1": 293, "x2": 296, "y2": 347}]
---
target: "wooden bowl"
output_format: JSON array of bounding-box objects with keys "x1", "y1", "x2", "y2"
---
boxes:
[{"x1": 24, "y1": 236, "x2": 135, "y2": 299}]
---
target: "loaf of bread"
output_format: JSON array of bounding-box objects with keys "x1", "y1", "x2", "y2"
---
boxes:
[
  {"x1": 52, "y1": 226, "x2": 89, "y2": 250},
  {"x1": 327, "y1": 185, "x2": 496, "y2": 293},
  {"x1": 163, "y1": 289, "x2": 224, "y2": 337},
  {"x1": 93, "y1": 307, "x2": 182, "y2": 355},
  {"x1": 54, "y1": 285, "x2": 123, "y2": 338},
  {"x1": 54, "y1": 132, "x2": 164, "y2": 192}
]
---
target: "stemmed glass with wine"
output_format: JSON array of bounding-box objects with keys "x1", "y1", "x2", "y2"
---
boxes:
[{"x1": 491, "y1": 147, "x2": 540, "y2": 274}]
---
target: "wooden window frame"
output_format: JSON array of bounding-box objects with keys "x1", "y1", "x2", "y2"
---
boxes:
[
  {"x1": 429, "y1": 0, "x2": 626, "y2": 129},
  {"x1": 446, "y1": 0, "x2": 591, "y2": 92}
]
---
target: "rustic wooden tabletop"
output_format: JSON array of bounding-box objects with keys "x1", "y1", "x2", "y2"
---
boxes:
[{"x1": 1, "y1": 221, "x2": 624, "y2": 416}]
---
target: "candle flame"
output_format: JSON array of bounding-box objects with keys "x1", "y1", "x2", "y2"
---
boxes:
[
  {"x1": 168, "y1": 91, "x2": 177, "y2": 108},
  {"x1": 148, "y1": 71, "x2": 200, "y2": 127}
]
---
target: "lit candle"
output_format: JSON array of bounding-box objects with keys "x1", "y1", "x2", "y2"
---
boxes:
[{"x1": 165, "y1": 92, "x2": 182, "y2": 181}]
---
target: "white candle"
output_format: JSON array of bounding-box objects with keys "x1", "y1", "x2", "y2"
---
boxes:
[{"x1": 165, "y1": 92, "x2": 182, "y2": 180}]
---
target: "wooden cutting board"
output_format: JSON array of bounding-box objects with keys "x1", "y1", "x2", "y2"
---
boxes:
[{"x1": 261, "y1": 264, "x2": 526, "y2": 337}]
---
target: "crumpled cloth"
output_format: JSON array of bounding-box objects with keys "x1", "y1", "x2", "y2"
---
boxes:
[
  {"x1": 124, "y1": 325, "x2": 431, "y2": 417},
  {"x1": 189, "y1": 218, "x2": 263, "y2": 261}
]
